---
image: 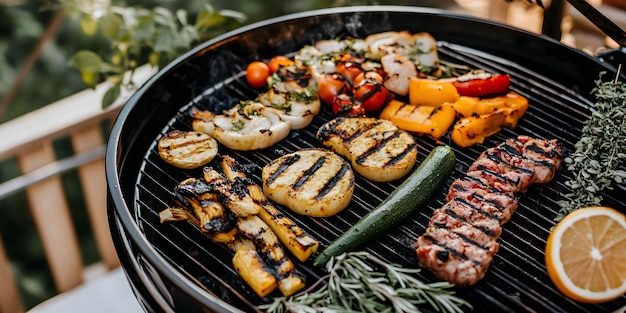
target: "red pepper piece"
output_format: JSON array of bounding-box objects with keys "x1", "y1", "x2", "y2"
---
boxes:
[{"x1": 453, "y1": 74, "x2": 511, "y2": 97}]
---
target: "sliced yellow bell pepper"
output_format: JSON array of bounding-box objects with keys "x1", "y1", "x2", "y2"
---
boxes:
[
  {"x1": 380, "y1": 99, "x2": 456, "y2": 139},
  {"x1": 451, "y1": 110, "x2": 506, "y2": 148},
  {"x1": 501, "y1": 91, "x2": 529, "y2": 128},
  {"x1": 409, "y1": 78, "x2": 460, "y2": 107},
  {"x1": 451, "y1": 91, "x2": 529, "y2": 128}
]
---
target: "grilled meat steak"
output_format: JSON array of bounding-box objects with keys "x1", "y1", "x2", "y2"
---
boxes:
[
  {"x1": 415, "y1": 135, "x2": 564, "y2": 286},
  {"x1": 316, "y1": 117, "x2": 418, "y2": 182},
  {"x1": 262, "y1": 148, "x2": 355, "y2": 217}
]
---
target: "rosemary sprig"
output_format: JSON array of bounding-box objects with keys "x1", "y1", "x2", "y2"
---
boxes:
[
  {"x1": 259, "y1": 252, "x2": 471, "y2": 313},
  {"x1": 555, "y1": 72, "x2": 626, "y2": 221}
]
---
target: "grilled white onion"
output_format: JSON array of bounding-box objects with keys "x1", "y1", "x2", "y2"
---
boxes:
[{"x1": 191, "y1": 103, "x2": 291, "y2": 151}]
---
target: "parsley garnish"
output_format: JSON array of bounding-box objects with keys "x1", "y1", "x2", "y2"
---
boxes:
[{"x1": 231, "y1": 119, "x2": 245, "y2": 131}]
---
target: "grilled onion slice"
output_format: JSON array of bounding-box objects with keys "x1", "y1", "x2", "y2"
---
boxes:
[{"x1": 157, "y1": 130, "x2": 218, "y2": 169}]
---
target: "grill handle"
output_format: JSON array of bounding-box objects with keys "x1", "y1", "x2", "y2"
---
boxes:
[
  {"x1": 529, "y1": 0, "x2": 626, "y2": 46},
  {"x1": 567, "y1": 0, "x2": 626, "y2": 47}
]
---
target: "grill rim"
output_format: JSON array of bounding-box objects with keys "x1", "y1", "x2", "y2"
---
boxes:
[{"x1": 105, "y1": 5, "x2": 623, "y2": 312}]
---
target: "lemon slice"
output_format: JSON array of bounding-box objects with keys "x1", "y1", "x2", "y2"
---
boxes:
[{"x1": 545, "y1": 206, "x2": 626, "y2": 303}]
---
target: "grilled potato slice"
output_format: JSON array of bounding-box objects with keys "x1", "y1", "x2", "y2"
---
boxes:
[
  {"x1": 317, "y1": 117, "x2": 418, "y2": 182},
  {"x1": 262, "y1": 149, "x2": 355, "y2": 217},
  {"x1": 157, "y1": 130, "x2": 218, "y2": 169}
]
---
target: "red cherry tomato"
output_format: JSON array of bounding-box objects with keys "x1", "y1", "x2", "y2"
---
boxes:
[
  {"x1": 354, "y1": 71, "x2": 384, "y2": 86},
  {"x1": 268, "y1": 56, "x2": 295, "y2": 74},
  {"x1": 355, "y1": 78, "x2": 389, "y2": 112},
  {"x1": 452, "y1": 74, "x2": 510, "y2": 97},
  {"x1": 246, "y1": 61, "x2": 270, "y2": 88},
  {"x1": 332, "y1": 94, "x2": 364, "y2": 117},
  {"x1": 336, "y1": 54, "x2": 364, "y2": 82},
  {"x1": 318, "y1": 74, "x2": 350, "y2": 104}
]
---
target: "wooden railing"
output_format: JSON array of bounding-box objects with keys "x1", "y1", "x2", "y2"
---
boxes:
[{"x1": 0, "y1": 65, "x2": 155, "y2": 313}]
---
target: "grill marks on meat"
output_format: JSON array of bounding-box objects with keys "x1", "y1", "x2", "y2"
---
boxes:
[{"x1": 415, "y1": 136, "x2": 564, "y2": 286}]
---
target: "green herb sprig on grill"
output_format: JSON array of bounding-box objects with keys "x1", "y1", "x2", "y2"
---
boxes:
[
  {"x1": 259, "y1": 252, "x2": 471, "y2": 313},
  {"x1": 555, "y1": 71, "x2": 626, "y2": 221}
]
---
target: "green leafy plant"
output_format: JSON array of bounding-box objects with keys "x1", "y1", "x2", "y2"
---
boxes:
[{"x1": 67, "y1": 1, "x2": 246, "y2": 108}]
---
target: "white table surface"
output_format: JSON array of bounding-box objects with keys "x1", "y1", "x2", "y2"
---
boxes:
[{"x1": 28, "y1": 268, "x2": 144, "y2": 313}]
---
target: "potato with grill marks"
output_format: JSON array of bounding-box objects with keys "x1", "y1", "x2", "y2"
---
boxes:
[
  {"x1": 262, "y1": 149, "x2": 355, "y2": 217},
  {"x1": 317, "y1": 117, "x2": 418, "y2": 182}
]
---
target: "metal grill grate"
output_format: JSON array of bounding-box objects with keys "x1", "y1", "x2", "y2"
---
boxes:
[{"x1": 130, "y1": 40, "x2": 626, "y2": 313}]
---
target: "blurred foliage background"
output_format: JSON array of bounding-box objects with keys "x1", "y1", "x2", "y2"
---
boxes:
[{"x1": 0, "y1": 0, "x2": 457, "y2": 309}]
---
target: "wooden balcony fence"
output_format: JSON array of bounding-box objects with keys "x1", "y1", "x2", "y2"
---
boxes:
[{"x1": 0, "y1": 65, "x2": 155, "y2": 313}]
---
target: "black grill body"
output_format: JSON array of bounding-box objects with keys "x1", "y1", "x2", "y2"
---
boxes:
[{"x1": 106, "y1": 6, "x2": 626, "y2": 313}]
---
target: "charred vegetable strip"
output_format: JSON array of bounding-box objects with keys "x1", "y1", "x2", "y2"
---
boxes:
[
  {"x1": 203, "y1": 167, "x2": 262, "y2": 216},
  {"x1": 237, "y1": 215, "x2": 306, "y2": 296},
  {"x1": 233, "y1": 245, "x2": 278, "y2": 297},
  {"x1": 170, "y1": 178, "x2": 238, "y2": 242},
  {"x1": 221, "y1": 156, "x2": 320, "y2": 262}
]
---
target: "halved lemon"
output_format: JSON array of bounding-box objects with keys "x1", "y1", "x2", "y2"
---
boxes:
[{"x1": 545, "y1": 206, "x2": 626, "y2": 303}]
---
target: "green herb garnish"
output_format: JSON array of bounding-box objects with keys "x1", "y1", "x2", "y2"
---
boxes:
[
  {"x1": 260, "y1": 252, "x2": 471, "y2": 313},
  {"x1": 290, "y1": 86, "x2": 318, "y2": 104},
  {"x1": 231, "y1": 119, "x2": 245, "y2": 131},
  {"x1": 555, "y1": 71, "x2": 626, "y2": 221}
]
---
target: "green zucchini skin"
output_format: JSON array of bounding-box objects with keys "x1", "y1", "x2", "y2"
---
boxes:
[{"x1": 312, "y1": 145, "x2": 456, "y2": 267}]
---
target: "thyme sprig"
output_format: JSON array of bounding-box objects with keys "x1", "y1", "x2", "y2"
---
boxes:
[
  {"x1": 555, "y1": 71, "x2": 626, "y2": 221},
  {"x1": 259, "y1": 252, "x2": 471, "y2": 313}
]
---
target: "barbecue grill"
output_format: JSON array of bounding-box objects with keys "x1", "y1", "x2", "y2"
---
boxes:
[{"x1": 106, "y1": 6, "x2": 626, "y2": 313}]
